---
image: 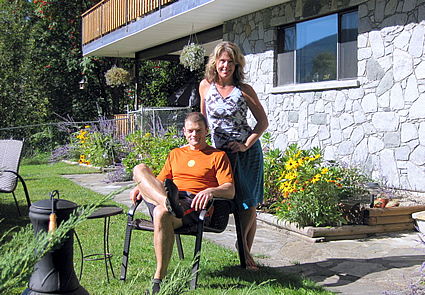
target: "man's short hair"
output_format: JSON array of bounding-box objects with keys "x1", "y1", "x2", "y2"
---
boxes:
[{"x1": 185, "y1": 112, "x2": 208, "y2": 129}]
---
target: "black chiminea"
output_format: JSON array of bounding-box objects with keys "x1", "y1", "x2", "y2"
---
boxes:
[{"x1": 22, "y1": 191, "x2": 89, "y2": 295}]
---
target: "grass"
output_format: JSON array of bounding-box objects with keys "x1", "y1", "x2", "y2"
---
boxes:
[{"x1": 1, "y1": 161, "x2": 333, "y2": 295}]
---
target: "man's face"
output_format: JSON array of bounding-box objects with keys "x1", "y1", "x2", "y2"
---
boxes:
[{"x1": 183, "y1": 120, "x2": 208, "y2": 149}]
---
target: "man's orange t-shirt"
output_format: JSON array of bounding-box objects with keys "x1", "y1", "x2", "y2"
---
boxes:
[{"x1": 157, "y1": 145, "x2": 233, "y2": 194}]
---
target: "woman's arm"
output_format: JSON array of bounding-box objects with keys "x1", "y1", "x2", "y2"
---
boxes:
[
  {"x1": 231, "y1": 83, "x2": 268, "y2": 151},
  {"x1": 199, "y1": 79, "x2": 211, "y2": 116}
]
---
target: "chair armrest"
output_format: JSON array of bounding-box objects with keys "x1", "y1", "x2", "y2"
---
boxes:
[
  {"x1": 198, "y1": 198, "x2": 215, "y2": 221},
  {"x1": 127, "y1": 199, "x2": 142, "y2": 217}
]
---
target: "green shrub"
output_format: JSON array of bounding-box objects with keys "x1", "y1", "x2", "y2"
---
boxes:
[
  {"x1": 262, "y1": 132, "x2": 285, "y2": 206},
  {"x1": 265, "y1": 142, "x2": 372, "y2": 227},
  {"x1": 123, "y1": 126, "x2": 186, "y2": 175}
]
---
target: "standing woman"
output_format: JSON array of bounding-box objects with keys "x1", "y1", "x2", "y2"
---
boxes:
[{"x1": 199, "y1": 41, "x2": 268, "y2": 269}]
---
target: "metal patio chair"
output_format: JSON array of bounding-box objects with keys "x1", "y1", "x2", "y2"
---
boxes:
[
  {"x1": 120, "y1": 197, "x2": 246, "y2": 289},
  {"x1": 0, "y1": 139, "x2": 31, "y2": 215}
]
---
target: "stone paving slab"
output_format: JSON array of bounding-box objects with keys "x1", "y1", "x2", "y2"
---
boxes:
[{"x1": 63, "y1": 173, "x2": 425, "y2": 294}]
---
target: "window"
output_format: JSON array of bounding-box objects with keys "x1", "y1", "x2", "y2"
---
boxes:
[{"x1": 277, "y1": 10, "x2": 358, "y2": 86}]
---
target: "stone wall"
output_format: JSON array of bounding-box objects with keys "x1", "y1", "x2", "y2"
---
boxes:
[{"x1": 223, "y1": 0, "x2": 425, "y2": 191}]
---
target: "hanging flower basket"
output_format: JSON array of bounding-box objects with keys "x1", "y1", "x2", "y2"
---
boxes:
[
  {"x1": 105, "y1": 66, "x2": 131, "y2": 87},
  {"x1": 179, "y1": 43, "x2": 206, "y2": 71}
]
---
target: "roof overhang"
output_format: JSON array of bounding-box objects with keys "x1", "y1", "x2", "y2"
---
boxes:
[{"x1": 82, "y1": 0, "x2": 288, "y2": 59}]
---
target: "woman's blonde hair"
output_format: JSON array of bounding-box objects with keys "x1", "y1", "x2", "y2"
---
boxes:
[{"x1": 204, "y1": 41, "x2": 245, "y2": 85}]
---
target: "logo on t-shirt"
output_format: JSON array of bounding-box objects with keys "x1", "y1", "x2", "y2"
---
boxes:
[{"x1": 187, "y1": 160, "x2": 195, "y2": 167}]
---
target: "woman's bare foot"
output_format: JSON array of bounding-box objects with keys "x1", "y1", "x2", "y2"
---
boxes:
[{"x1": 245, "y1": 252, "x2": 259, "y2": 271}]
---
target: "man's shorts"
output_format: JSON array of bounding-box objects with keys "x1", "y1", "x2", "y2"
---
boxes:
[{"x1": 144, "y1": 191, "x2": 211, "y2": 227}]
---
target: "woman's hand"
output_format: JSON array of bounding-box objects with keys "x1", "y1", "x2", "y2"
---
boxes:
[{"x1": 228, "y1": 141, "x2": 248, "y2": 153}]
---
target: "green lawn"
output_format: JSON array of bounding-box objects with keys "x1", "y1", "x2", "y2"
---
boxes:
[{"x1": 1, "y1": 162, "x2": 333, "y2": 295}]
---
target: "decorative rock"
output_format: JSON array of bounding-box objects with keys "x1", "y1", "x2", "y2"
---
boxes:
[
  {"x1": 369, "y1": 31, "x2": 385, "y2": 58},
  {"x1": 390, "y1": 83, "x2": 404, "y2": 110},
  {"x1": 395, "y1": 145, "x2": 410, "y2": 160},
  {"x1": 368, "y1": 136, "x2": 385, "y2": 153},
  {"x1": 416, "y1": 60, "x2": 425, "y2": 79},
  {"x1": 376, "y1": 70, "x2": 394, "y2": 96},
  {"x1": 372, "y1": 112, "x2": 399, "y2": 131},
  {"x1": 409, "y1": 25, "x2": 424, "y2": 57},
  {"x1": 410, "y1": 94, "x2": 425, "y2": 119},
  {"x1": 407, "y1": 162, "x2": 425, "y2": 191},
  {"x1": 400, "y1": 123, "x2": 418, "y2": 142},
  {"x1": 384, "y1": 132, "x2": 401, "y2": 148},
  {"x1": 393, "y1": 49, "x2": 413, "y2": 82},
  {"x1": 410, "y1": 145, "x2": 425, "y2": 166}
]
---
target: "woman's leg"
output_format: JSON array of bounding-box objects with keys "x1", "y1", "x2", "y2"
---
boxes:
[{"x1": 238, "y1": 206, "x2": 258, "y2": 268}]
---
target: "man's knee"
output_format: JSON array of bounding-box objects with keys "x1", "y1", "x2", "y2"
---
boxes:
[
  {"x1": 133, "y1": 163, "x2": 150, "y2": 175},
  {"x1": 153, "y1": 206, "x2": 169, "y2": 222},
  {"x1": 133, "y1": 163, "x2": 154, "y2": 182},
  {"x1": 153, "y1": 206, "x2": 182, "y2": 229}
]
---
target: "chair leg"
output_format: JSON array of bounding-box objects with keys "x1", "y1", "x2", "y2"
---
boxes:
[
  {"x1": 190, "y1": 221, "x2": 205, "y2": 289},
  {"x1": 175, "y1": 234, "x2": 184, "y2": 260},
  {"x1": 231, "y1": 204, "x2": 247, "y2": 269},
  {"x1": 17, "y1": 175, "x2": 31, "y2": 208},
  {"x1": 74, "y1": 231, "x2": 84, "y2": 280},
  {"x1": 11, "y1": 191, "x2": 22, "y2": 216},
  {"x1": 120, "y1": 215, "x2": 134, "y2": 280}
]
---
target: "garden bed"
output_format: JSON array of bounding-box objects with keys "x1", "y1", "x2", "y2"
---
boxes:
[{"x1": 257, "y1": 205, "x2": 425, "y2": 243}]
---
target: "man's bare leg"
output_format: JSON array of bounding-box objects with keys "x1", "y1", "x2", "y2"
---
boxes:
[
  {"x1": 132, "y1": 163, "x2": 167, "y2": 207},
  {"x1": 131, "y1": 163, "x2": 183, "y2": 288},
  {"x1": 153, "y1": 205, "x2": 182, "y2": 279}
]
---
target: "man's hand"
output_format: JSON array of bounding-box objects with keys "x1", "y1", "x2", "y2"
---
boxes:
[
  {"x1": 130, "y1": 187, "x2": 141, "y2": 205},
  {"x1": 191, "y1": 188, "x2": 214, "y2": 211}
]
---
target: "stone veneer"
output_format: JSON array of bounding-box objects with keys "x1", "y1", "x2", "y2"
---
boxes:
[{"x1": 223, "y1": 0, "x2": 425, "y2": 191}]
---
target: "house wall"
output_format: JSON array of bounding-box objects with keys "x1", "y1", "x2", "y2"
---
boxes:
[{"x1": 223, "y1": 0, "x2": 425, "y2": 191}]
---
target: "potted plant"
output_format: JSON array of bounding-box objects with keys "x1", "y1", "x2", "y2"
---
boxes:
[
  {"x1": 179, "y1": 42, "x2": 205, "y2": 71},
  {"x1": 374, "y1": 192, "x2": 390, "y2": 208},
  {"x1": 104, "y1": 66, "x2": 131, "y2": 87}
]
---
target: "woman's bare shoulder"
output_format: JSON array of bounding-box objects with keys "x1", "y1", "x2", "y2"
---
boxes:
[
  {"x1": 239, "y1": 83, "x2": 256, "y2": 95},
  {"x1": 199, "y1": 79, "x2": 211, "y2": 88}
]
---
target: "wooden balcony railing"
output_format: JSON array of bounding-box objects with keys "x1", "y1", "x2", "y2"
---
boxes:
[{"x1": 82, "y1": 0, "x2": 176, "y2": 45}]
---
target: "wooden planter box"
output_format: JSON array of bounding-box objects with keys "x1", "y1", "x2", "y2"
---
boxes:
[
  {"x1": 364, "y1": 205, "x2": 425, "y2": 225},
  {"x1": 257, "y1": 205, "x2": 425, "y2": 243}
]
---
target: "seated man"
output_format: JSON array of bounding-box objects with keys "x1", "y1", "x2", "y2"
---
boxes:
[{"x1": 129, "y1": 112, "x2": 235, "y2": 294}]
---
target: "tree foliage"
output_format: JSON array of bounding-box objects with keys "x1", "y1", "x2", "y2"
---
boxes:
[{"x1": 0, "y1": 0, "x2": 204, "y2": 130}]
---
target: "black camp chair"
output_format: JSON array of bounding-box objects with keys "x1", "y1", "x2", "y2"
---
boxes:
[
  {"x1": 0, "y1": 139, "x2": 31, "y2": 215},
  {"x1": 120, "y1": 197, "x2": 246, "y2": 289}
]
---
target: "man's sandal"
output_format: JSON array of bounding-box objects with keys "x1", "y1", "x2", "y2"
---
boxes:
[{"x1": 164, "y1": 178, "x2": 184, "y2": 218}]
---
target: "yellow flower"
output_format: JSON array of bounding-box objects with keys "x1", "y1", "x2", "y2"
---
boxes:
[
  {"x1": 143, "y1": 132, "x2": 151, "y2": 138},
  {"x1": 321, "y1": 167, "x2": 329, "y2": 174},
  {"x1": 310, "y1": 174, "x2": 321, "y2": 184},
  {"x1": 85, "y1": 125, "x2": 90, "y2": 129},
  {"x1": 285, "y1": 171, "x2": 298, "y2": 180},
  {"x1": 285, "y1": 158, "x2": 299, "y2": 170},
  {"x1": 279, "y1": 181, "x2": 292, "y2": 192},
  {"x1": 297, "y1": 158, "x2": 304, "y2": 166},
  {"x1": 85, "y1": 160, "x2": 91, "y2": 165}
]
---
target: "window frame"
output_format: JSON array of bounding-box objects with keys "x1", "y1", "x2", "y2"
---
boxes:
[{"x1": 275, "y1": 9, "x2": 359, "y2": 92}]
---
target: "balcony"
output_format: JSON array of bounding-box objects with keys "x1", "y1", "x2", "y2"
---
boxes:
[{"x1": 81, "y1": 0, "x2": 287, "y2": 59}]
